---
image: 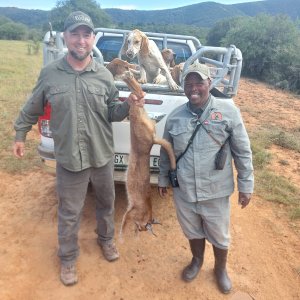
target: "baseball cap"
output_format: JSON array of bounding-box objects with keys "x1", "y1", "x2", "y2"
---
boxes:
[
  {"x1": 182, "y1": 62, "x2": 211, "y2": 81},
  {"x1": 64, "y1": 11, "x2": 95, "y2": 32}
]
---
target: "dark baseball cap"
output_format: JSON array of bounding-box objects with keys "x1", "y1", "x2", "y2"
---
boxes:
[{"x1": 64, "y1": 11, "x2": 95, "y2": 32}]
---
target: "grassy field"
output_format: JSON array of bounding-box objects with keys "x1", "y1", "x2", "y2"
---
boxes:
[
  {"x1": 250, "y1": 129, "x2": 300, "y2": 220},
  {"x1": 0, "y1": 40, "x2": 299, "y2": 219},
  {"x1": 0, "y1": 40, "x2": 43, "y2": 172}
]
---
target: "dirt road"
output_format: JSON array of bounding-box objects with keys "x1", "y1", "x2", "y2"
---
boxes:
[{"x1": 0, "y1": 78, "x2": 299, "y2": 299}]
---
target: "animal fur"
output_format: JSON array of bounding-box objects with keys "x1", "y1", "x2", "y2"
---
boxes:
[
  {"x1": 161, "y1": 48, "x2": 176, "y2": 69},
  {"x1": 171, "y1": 62, "x2": 185, "y2": 86},
  {"x1": 106, "y1": 58, "x2": 139, "y2": 80},
  {"x1": 120, "y1": 71, "x2": 176, "y2": 235},
  {"x1": 122, "y1": 29, "x2": 179, "y2": 90}
]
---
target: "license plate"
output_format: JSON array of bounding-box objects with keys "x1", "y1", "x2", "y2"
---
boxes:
[{"x1": 114, "y1": 154, "x2": 160, "y2": 168}]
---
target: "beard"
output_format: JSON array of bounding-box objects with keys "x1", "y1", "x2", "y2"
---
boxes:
[{"x1": 69, "y1": 49, "x2": 91, "y2": 61}]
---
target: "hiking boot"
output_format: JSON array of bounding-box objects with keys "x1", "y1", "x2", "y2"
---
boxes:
[
  {"x1": 99, "y1": 242, "x2": 120, "y2": 262},
  {"x1": 60, "y1": 264, "x2": 78, "y2": 286}
]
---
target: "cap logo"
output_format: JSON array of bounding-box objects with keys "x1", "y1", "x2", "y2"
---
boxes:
[
  {"x1": 73, "y1": 15, "x2": 91, "y2": 23},
  {"x1": 64, "y1": 11, "x2": 94, "y2": 31}
]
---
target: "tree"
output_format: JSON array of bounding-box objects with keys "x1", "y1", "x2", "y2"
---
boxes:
[
  {"x1": 27, "y1": 28, "x2": 43, "y2": 41},
  {"x1": 0, "y1": 22, "x2": 27, "y2": 40},
  {"x1": 220, "y1": 14, "x2": 300, "y2": 92},
  {"x1": 50, "y1": 0, "x2": 112, "y2": 31},
  {"x1": 206, "y1": 17, "x2": 245, "y2": 46},
  {"x1": 0, "y1": 16, "x2": 12, "y2": 26}
]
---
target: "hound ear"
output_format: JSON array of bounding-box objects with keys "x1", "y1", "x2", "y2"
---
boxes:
[
  {"x1": 170, "y1": 57, "x2": 176, "y2": 68},
  {"x1": 140, "y1": 31, "x2": 150, "y2": 56},
  {"x1": 120, "y1": 34, "x2": 129, "y2": 57}
]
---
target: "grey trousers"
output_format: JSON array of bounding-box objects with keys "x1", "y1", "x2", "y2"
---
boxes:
[{"x1": 56, "y1": 159, "x2": 115, "y2": 266}]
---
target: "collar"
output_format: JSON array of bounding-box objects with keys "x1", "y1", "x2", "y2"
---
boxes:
[{"x1": 57, "y1": 55, "x2": 98, "y2": 73}]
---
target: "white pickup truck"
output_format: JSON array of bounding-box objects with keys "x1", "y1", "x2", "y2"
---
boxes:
[{"x1": 38, "y1": 27, "x2": 243, "y2": 184}]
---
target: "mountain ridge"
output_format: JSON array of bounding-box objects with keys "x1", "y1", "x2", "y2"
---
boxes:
[{"x1": 0, "y1": 0, "x2": 299, "y2": 28}]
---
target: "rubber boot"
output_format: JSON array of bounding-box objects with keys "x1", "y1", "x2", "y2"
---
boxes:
[
  {"x1": 213, "y1": 246, "x2": 232, "y2": 294},
  {"x1": 182, "y1": 239, "x2": 205, "y2": 282}
]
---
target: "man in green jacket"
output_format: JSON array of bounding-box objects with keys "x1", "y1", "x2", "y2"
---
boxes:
[
  {"x1": 13, "y1": 11, "x2": 144, "y2": 286},
  {"x1": 158, "y1": 62, "x2": 254, "y2": 294}
]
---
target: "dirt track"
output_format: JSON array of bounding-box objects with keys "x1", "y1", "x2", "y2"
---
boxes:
[{"x1": 0, "y1": 78, "x2": 299, "y2": 299}]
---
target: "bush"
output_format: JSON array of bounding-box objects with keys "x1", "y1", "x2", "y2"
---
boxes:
[
  {"x1": 212, "y1": 14, "x2": 300, "y2": 94},
  {"x1": 0, "y1": 22, "x2": 27, "y2": 40}
]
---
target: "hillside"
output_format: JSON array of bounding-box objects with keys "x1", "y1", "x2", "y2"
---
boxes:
[
  {"x1": 1, "y1": 0, "x2": 300, "y2": 29},
  {"x1": 0, "y1": 7, "x2": 49, "y2": 28},
  {"x1": 104, "y1": 3, "x2": 245, "y2": 28},
  {"x1": 106, "y1": 0, "x2": 300, "y2": 27}
]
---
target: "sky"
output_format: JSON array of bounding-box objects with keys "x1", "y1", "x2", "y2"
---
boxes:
[{"x1": 1, "y1": 0, "x2": 263, "y2": 11}]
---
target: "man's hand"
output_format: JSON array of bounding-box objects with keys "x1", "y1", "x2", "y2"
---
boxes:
[
  {"x1": 127, "y1": 92, "x2": 146, "y2": 107},
  {"x1": 158, "y1": 186, "x2": 168, "y2": 198},
  {"x1": 13, "y1": 141, "x2": 25, "y2": 158},
  {"x1": 238, "y1": 192, "x2": 252, "y2": 209}
]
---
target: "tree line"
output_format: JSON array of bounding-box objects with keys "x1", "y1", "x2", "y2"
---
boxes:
[{"x1": 1, "y1": 0, "x2": 300, "y2": 93}]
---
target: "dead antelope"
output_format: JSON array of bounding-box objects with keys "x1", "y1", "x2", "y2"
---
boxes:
[
  {"x1": 106, "y1": 58, "x2": 139, "y2": 80},
  {"x1": 120, "y1": 71, "x2": 176, "y2": 236}
]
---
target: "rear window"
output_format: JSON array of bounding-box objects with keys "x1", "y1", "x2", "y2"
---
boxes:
[
  {"x1": 96, "y1": 36, "x2": 192, "y2": 65},
  {"x1": 165, "y1": 42, "x2": 192, "y2": 64},
  {"x1": 96, "y1": 36, "x2": 123, "y2": 62}
]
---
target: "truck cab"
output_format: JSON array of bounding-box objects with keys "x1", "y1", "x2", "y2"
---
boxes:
[{"x1": 38, "y1": 28, "x2": 242, "y2": 183}]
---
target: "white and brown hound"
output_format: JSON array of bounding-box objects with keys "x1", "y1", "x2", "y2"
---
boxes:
[{"x1": 122, "y1": 29, "x2": 179, "y2": 90}]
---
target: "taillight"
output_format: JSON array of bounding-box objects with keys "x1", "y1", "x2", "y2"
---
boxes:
[{"x1": 38, "y1": 102, "x2": 52, "y2": 138}]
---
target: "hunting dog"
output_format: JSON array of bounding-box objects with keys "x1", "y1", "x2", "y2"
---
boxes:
[
  {"x1": 161, "y1": 48, "x2": 176, "y2": 69},
  {"x1": 170, "y1": 62, "x2": 185, "y2": 86},
  {"x1": 122, "y1": 29, "x2": 179, "y2": 90},
  {"x1": 160, "y1": 48, "x2": 184, "y2": 86}
]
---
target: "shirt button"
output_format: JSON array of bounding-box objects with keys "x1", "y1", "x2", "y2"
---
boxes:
[{"x1": 77, "y1": 89, "x2": 81, "y2": 93}]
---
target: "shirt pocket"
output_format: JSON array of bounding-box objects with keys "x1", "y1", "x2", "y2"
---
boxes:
[
  {"x1": 169, "y1": 126, "x2": 192, "y2": 156},
  {"x1": 202, "y1": 121, "x2": 230, "y2": 147},
  {"x1": 48, "y1": 85, "x2": 70, "y2": 110},
  {"x1": 86, "y1": 85, "x2": 107, "y2": 112}
]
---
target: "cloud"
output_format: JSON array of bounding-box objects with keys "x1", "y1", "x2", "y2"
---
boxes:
[{"x1": 110, "y1": 5, "x2": 138, "y2": 10}]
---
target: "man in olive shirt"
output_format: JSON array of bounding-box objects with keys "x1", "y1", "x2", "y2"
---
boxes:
[{"x1": 13, "y1": 11, "x2": 145, "y2": 286}]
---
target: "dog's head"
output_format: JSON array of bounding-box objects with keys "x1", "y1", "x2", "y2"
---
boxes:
[
  {"x1": 123, "y1": 29, "x2": 150, "y2": 60},
  {"x1": 161, "y1": 48, "x2": 176, "y2": 68},
  {"x1": 171, "y1": 62, "x2": 184, "y2": 85}
]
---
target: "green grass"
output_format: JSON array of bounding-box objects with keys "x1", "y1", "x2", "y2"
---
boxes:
[
  {"x1": 254, "y1": 170, "x2": 300, "y2": 220},
  {"x1": 0, "y1": 40, "x2": 43, "y2": 173},
  {"x1": 269, "y1": 130, "x2": 300, "y2": 152},
  {"x1": 250, "y1": 129, "x2": 300, "y2": 220}
]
